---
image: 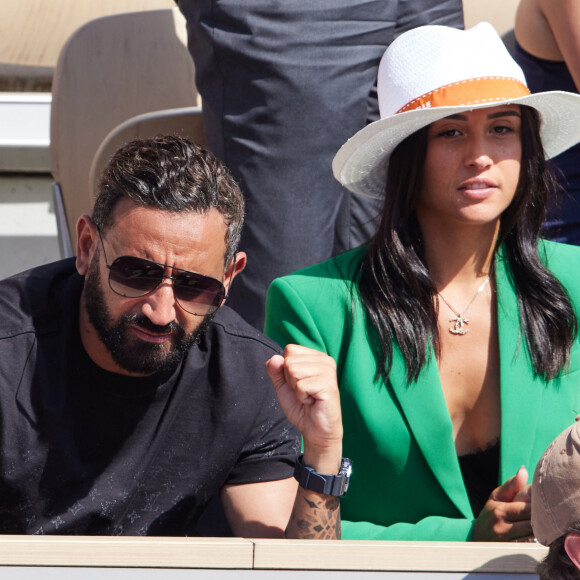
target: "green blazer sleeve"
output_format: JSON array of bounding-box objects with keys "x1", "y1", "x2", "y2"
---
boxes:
[{"x1": 265, "y1": 242, "x2": 580, "y2": 542}]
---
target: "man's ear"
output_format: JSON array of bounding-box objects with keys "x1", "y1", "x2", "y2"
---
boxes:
[
  {"x1": 223, "y1": 251, "x2": 247, "y2": 297},
  {"x1": 75, "y1": 215, "x2": 98, "y2": 275},
  {"x1": 564, "y1": 532, "x2": 580, "y2": 569}
]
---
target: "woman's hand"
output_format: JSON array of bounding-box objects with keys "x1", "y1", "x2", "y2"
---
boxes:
[{"x1": 472, "y1": 466, "x2": 534, "y2": 541}]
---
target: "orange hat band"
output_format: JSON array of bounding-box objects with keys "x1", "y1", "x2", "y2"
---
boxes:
[{"x1": 396, "y1": 76, "x2": 531, "y2": 114}]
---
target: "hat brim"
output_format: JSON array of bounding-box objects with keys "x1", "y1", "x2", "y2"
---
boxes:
[{"x1": 332, "y1": 91, "x2": 580, "y2": 198}]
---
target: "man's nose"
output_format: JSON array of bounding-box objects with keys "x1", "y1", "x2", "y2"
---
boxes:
[{"x1": 140, "y1": 280, "x2": 177, "y2": 326}]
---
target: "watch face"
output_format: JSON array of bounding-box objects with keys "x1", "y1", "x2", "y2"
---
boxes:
[
  {"x1": 340, "y1": 458, "x2": 353, "y2": 477},
  {"x1": 338, "y1": 458, "x2": 352, "y2": 496}
]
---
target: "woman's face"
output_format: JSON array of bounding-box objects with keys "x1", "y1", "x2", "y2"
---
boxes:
[{"x1": 415, "y1": 105, "x2": 522, "y2": 231}]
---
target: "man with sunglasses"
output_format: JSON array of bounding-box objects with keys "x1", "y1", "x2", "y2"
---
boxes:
[{"x1": 0, "y1": 135, "x2": 344, "y2": 538}]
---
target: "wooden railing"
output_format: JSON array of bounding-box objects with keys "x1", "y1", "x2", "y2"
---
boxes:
[{"x1": 0, "y1": 536, "x2": 547, "y2": 578}]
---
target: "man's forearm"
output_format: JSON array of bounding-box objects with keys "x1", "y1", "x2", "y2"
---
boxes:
[
  {"x1": 285, "y1": 450, "x2": 343, "y2": 539},
  {"x1": 265, "y1": 346, "x2": 345, "y2": 540},
  {"x1": 285, "y1": 488, "x2": 340, "y2": 539}
]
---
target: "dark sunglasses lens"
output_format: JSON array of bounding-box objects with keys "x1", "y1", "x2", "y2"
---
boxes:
[
  {"x1": 174, "y1": 273, "x2": 225, "y2": 312},
  {"x1": 108, "y1": 257, "x2": 163, "y2": 297}
]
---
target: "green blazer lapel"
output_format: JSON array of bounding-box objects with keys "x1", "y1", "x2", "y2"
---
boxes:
[
  {"x1": 388, "y1": 345, "x2": 473, "y2": 518},
  {"x1": 495, "y1": 251, "x2": 543, "y2": 482}
]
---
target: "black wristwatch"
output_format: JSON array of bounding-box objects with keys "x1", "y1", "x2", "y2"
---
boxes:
[{"x1": 293, "y1": 454, "x2": 352, "y2": 497}]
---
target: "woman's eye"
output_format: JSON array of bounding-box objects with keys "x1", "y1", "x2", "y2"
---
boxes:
[
  {"x1": 436, "y1": 128, "x2": 461, "y2": 138},
  {"x1": 491, "y1": 125, "x2": 513, "y2": 135}
]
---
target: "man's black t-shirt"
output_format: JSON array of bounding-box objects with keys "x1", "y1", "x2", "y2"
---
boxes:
[{"x1": 0, "y1": 259, "x2": 300, "y2": 535}]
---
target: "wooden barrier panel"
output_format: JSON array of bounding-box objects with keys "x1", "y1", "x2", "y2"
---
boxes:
[
  {"x1": 252, "y1": 539, "x2": 546, "y2": 574},
  {"x1": 0, "y1": 536, "x2": 254, "y2": 569}
]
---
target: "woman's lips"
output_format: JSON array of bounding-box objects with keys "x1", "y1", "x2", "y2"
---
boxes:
[{"x1": 459, "y1": 180, "x2": 497, "y2": 198}]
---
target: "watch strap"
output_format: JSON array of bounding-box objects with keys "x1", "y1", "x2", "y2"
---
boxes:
[{"x1": 293, "y1": 454, "x2": 352, "y2": 497}]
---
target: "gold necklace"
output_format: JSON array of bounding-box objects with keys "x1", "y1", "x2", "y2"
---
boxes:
[{"x1": 438, "y1": 277, "x2": 490, "y2": 335}]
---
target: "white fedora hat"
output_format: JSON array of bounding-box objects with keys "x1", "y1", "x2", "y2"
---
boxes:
[{"x1": 333, "y1": 22, "x2": 580, "y2": 198}]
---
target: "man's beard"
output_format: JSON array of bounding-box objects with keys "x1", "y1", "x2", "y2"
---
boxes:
[{"x1": 83, "y1": 256, "x2": 213, "y2": 375}]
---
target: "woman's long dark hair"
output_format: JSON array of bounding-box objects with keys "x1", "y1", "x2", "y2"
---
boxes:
[{"x1": 358, "y1": 106, "x2": 577, "y2": 383}]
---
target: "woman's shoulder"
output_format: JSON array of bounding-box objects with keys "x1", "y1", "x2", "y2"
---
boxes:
[
  {"x1": 539, "y1": 239, "x2": 580, "y2": 291},
  {"x1": 539, "y1": 238, "x2": 580, "y2": 265},
  {"x1": 266, "y1": 246, "x2": 368, "y2": 321},
  {"x1": 265, "y1": 246, "x2": 368, "y2": 350},
  {"x1": 272, "y1": 245, "x2": 367, "y2": 290}
]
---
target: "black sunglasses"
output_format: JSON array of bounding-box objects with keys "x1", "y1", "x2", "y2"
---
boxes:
[{"x1": 96, "y1": 227, "x2": 229, "y2": 316}]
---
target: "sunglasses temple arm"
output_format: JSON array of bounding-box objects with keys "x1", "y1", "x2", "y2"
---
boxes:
[{"x1": 223, "y1": 254, "x2": 238, "y2": 299}]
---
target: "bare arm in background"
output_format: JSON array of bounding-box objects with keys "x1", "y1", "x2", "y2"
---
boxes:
[{"x1": 515, "y1": 0, "x2": 580, "y2": 90}]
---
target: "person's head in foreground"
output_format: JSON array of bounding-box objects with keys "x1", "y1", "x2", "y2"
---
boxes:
[
  {"x1": 76, "y1": 134, "x2": 246, "y2": 376},
  {"x1": 533, "y1": 417, "x2": 580, "y2": 579},
  {"x1": 332, "y1": 21, "x2": 580, "y2": 384}
]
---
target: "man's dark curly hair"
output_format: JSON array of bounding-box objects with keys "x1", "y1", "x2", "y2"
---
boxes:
[
  {"x1": 92, "y1": 134, "x2": 245, "y2": 265},
  {"x1": 538, "y1": 524, "x2": 580, "y2": 580}
]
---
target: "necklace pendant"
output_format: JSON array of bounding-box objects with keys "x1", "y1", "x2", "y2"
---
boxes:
[{"x1": 449, "y1": 316, "x2": 469, "y2": 335}]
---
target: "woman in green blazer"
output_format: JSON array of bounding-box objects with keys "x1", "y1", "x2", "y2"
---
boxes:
[{"x1": 264, "y1": 23, "x2": 580, "y2": 541}]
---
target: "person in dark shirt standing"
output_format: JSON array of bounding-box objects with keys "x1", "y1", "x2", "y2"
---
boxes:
[{"x1": 177, "y1": 0, "x2": 465, "y2": 328}]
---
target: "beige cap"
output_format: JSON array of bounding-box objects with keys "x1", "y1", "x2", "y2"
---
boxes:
[{"x1": 532, "y1": 416, "x2": 580, "y2": 546}]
